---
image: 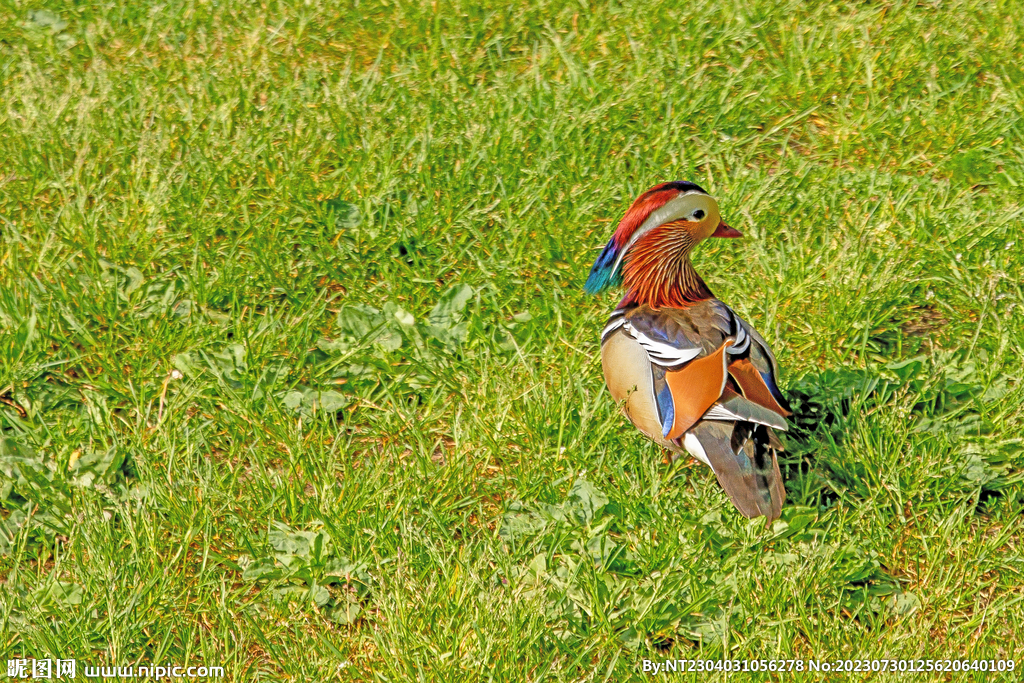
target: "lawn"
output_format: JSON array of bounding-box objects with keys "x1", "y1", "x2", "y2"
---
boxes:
[{"x1": 1, "y1": 0, "x2": 1023, "y2": 680}]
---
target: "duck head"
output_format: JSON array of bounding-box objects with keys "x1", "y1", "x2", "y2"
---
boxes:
[
  {"x1": 584, "y1": 182, "x2": 741, "y2": 307},
  {"x1": 585, "y1": 182, "x2": 741, "y2": 295}
]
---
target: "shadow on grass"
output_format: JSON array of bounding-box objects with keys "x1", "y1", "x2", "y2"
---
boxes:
[
  {"x1": 780, "y1": 367, "x2": 877, "y2": 511},
  {"x1": 781, "y1": 353, "x2": 1021, "y2": 515}
]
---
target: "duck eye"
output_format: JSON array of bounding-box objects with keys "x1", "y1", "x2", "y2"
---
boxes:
[{"x1": 692, "y1": 209, "x2": 705, "y2": 220}]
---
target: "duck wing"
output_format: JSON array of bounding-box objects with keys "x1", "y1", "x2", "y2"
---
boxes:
[{"x1": 600, "y1": 301, "x2": 789, "y2": 520}]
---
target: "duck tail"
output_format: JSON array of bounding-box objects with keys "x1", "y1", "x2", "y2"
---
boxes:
[{"x1": 686, "y1": 421, "x2": 785, "y2": 521}]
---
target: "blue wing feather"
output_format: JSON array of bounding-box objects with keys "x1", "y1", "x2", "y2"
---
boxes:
[
  {"x1": 650, "y1": 365, "x2": 676, "y2": 438},
  {"x1": 658, "y1": 382, "x2": 675, "y2": 438},
  {"x1": 759, "y1": 369, "x2": 790, "y2": 412}
]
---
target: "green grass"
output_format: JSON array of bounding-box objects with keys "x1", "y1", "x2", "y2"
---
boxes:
[{"x1": 1, "y1": 0, "x2": 1023, "y2": 679}]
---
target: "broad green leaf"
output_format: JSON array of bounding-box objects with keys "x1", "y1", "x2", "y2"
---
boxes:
[
  {"x1": 31, "y1": 581, "x2": 83, "y2": 607},
  {"x1": 565, "y1": 477, "x2": 609, "y2": 526},
  {"x1": 241, "y1": 558, "x2": 284, "y2": 581},
  {"x1": 326, "y1": 595, "x2": 362, "y2": 625},
  {"x1": 25, "y1": 9, "x2": 68, "y2": 32},
  {"x1": 427, "y1": 283, "x2": 473, "y2": 327}
]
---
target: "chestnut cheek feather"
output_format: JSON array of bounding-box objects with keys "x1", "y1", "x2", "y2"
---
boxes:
[{"x1": 620, "y1": 224, "x2": 714, "y2": 308}]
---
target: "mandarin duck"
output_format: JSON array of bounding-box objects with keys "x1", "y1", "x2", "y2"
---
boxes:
[{"x1": 585, "y1": 181, "x2": 791, "y2": 521}]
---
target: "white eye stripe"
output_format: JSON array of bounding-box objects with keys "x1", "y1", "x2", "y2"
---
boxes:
[{"x1": 608, "y1": 191, "x2": 707, "y2": 279}]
